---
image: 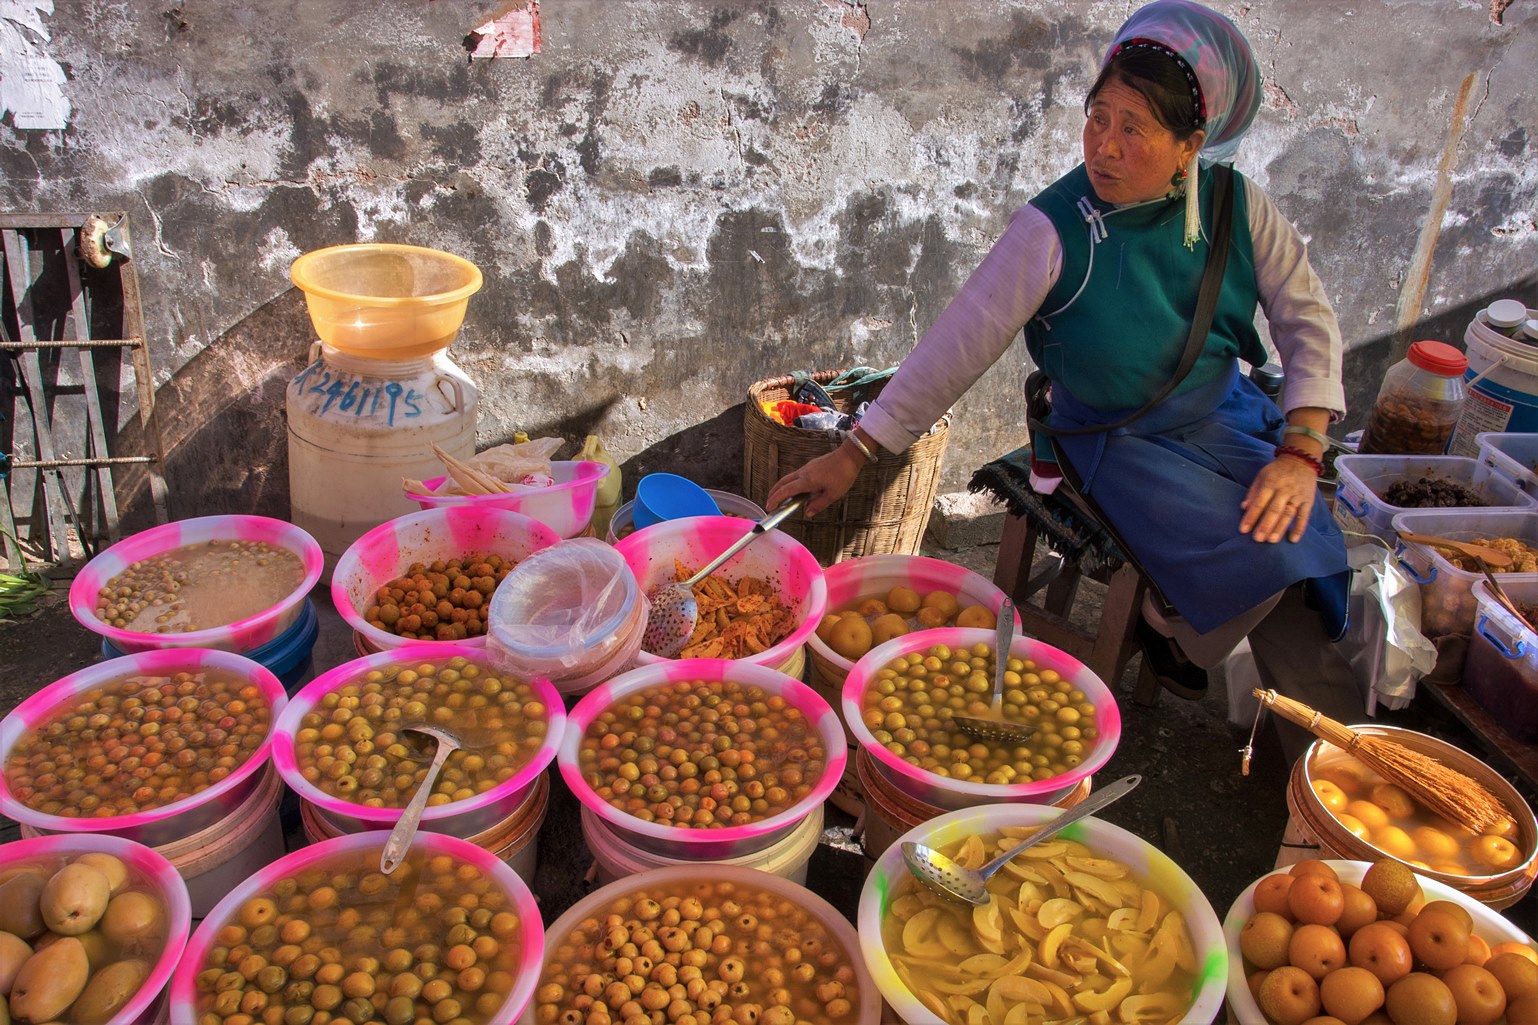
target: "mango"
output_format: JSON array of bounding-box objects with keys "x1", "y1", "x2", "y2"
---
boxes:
[
  {"x1": 9, "y1": 936, "x2": 88, "y2": 1023},
  {"x1": 69, "y1": 854, "x2": 128, "y2": 897},
  {"x1": 97, "y1": 892, "x2": 162, "y2": 952},
  {"x1": 68, "y1": 958, "x2": 149, "y2": 1025},
  {"x1": 39, "y1": 864, "x2": 110, "y2": 937},
  {"x1": 0, "y1": 876, "x2": 47, "y2": 940},
  {"x1": 0, "y1": 932, "x2": 31, "y2": 994}
]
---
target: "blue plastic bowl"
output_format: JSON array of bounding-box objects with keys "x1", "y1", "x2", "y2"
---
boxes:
[
  {"x1": 634, "y1": 473, "x2": 722, "y2": 530},
  {"x1": 103, "y1": 598, "x2": 320, "y2": 696}
]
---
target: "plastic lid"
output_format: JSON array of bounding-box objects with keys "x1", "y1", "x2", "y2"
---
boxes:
[
  {"x1": 1488, "y1": 299, "x2": 1529, "y2": 329},
  {"x1": 1407, "y1": 340, "x2": 1469, "y2": 376},
  {"x1": 1523, "y1": 319, "x2": 1538, "y2": 342}
]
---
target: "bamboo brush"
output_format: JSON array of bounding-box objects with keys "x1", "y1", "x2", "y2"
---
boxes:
[{"x1": 1252, "y1": 689, "x2": 1515, "y2": 836}]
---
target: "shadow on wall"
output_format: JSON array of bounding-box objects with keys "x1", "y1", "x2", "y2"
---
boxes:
[
  {"x1": 1340, "y1": 274, "x2": 1538, "y2": 430},
  {"x1": 616, "y1": 405, "x2": 749, "y2": 502},
  {"x1": 115, "y1": 289, "x2": 315, "y2": 528}
]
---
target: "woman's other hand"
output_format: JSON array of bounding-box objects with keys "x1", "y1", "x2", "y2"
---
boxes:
[
  {"x1": 1240, "y1": 453, "x2": 1321, "y2": 543},
  {"x1": 766, "y1": 442, "x2": 866, "y2": 518}
]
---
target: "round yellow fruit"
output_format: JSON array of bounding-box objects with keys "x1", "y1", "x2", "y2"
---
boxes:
[
  {"x1": 886, "y1": 586, "x2": 922, "y2": 614},
  {"x1": 828, "y1": 615, "x2": 874, "y2": 660},
  {"x1": 955, "y1": 604, "x2": 995, "y2": 630},
  {"x1": 921, "y1": 591, "x2": 960, "y2": 620},
  {"x1": 870, "y1": 613, "x2": 910, "y2": 646}
]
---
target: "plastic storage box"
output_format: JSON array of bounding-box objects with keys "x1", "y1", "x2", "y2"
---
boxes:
[
  {"x1": 1476, "y1": 431, "x2": 1538, "y2": 495},
  {"x1": 1391, "y1": 508, "x2": 1538, "y2": 637},
  {"x1": 1333, "y1": 454, "x2": 1536, "y2": 543},
  {"x1": 1465, "y1": 577, "x2": 1538, "y2": 742}
]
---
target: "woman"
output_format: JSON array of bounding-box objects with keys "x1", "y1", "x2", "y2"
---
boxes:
[{"x1": 768, "y1": 0, "x2": 1356, "y2": 737}]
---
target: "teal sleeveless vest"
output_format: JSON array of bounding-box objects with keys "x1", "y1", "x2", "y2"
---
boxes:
[{"x1": 1024, "y1": 163, "x2": 1266, "y2": 412}]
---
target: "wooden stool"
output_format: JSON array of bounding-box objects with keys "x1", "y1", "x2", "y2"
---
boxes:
[{"x1": 992, "y1": 511, "x2": 1161, "y2": 706}]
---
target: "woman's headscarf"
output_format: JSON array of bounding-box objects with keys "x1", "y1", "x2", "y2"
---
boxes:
[{"x1": 1103, "y1": 0, "x2": 1263, "y2": 245}]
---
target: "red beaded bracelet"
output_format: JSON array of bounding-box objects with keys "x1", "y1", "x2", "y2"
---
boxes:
[{"x1": 1275, "y1": 444, "x2": 1325, "y2": 476}]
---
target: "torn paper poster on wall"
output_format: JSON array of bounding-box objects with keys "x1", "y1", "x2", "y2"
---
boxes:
[
  {"x1": 1, "y1": 1, "x2": 71, "y2": 130},
  {"x1": 468, "y1": 1, "x2": 540, "y2": 60}
]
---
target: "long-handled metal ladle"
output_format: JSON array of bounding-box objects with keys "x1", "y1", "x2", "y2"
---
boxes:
[
  {"x1": 900, "y1": 774, "x2": 1142, "y2": 904},
  {"x1": 951, "y1": 598, "x2": 1037, "y2": 744},
  {"x1": 640, "y1": 497, "x2": 805, "y2": 658},
  {"x1": 380, "y1": 723, "x2": 464, "y2": 874}
]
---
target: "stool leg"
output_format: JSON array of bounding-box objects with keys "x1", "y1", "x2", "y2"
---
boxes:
[{"x1": 992, "y1": 514, "x2": 1036, "y2": 600}]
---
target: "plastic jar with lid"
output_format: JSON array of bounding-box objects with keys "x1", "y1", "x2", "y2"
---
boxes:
[
  {"x1": 1486, "y1": 299, "x2": 1531, "y2": 339},
  {"x1": 1357, "y1": 340, "x2": 1469, "y2": 455}
]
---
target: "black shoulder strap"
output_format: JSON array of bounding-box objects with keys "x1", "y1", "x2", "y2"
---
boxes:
[{"x1": 1029, "y1": 163, "x2": 1236, "y2": 438}]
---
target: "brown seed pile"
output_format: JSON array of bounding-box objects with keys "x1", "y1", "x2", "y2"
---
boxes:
[{"x1": 365, "y1": 554, "x2": 515, "y2": 641}]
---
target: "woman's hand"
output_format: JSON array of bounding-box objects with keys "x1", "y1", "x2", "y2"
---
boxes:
[
  {"x1": 767, "y1": 443, "x2": 865, "y2": 518},
  {"x1": 1239, "y1": 453, "x2": 1321, "y2": 543}
]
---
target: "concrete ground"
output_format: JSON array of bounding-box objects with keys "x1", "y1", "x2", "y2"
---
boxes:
[{"x1": 3, "y1": 524, "x2": 1536, "y2": 945}]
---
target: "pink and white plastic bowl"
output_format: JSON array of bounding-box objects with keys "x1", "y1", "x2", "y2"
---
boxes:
[
  {"x1": 843, "y1": 627, "x2": 1121, "y2": 809},
  {"x1": 168, "y1": 831, "x2": 544, "y2": 1025},
  {"x1": 272, "y1": 643, "x2": 565, "y2": 837},
  {"x1": 68, "y1": 514, "x2": 323, "y2": 654},
  {"x1": 0, "y1": 648, "x2": 287, "y2": 847},
  {"x1": 612, "y1": 515, "x2": 827, "y2": 668},
  {"x1": 524, "y1": 863, "x2": 881, "y2": 1025},
  {"x1": 557, "y1": 658, "x2": 847, "y2": 860},
  {"x1": 332, "y1": 505, "x2": 562, "y2": 652},
  {"x1": 0, "y1": 832, "x2": 193, "y2": 1025},
  {"x1": 405, "y1": 459, "x2": 610, "y2": 539},
  {"x1": 807, "y1": 553, "x2": 1022, "y2": 675}
]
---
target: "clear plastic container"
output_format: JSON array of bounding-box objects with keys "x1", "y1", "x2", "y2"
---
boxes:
[
  {"x1": 1466, "y1": 577, "x2": 1538, "y2": 742},
  {"x1": 1476, "y1": 431, "x2": 1538, "y2": 495},
  {"x1": 1390, "y1": 508, "x2": 1538, "y2": 637},
  {"x1": 1357, "y1": 340, "x2": 1469, "y2": 455},
  {"x1": 1332, "y1": 453, "x2": 1536, "y2": 543}
]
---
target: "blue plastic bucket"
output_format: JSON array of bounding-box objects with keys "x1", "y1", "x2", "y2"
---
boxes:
[
  {"x1": 633, "y1": 473, "x2": 721, "y2": 530},
  {"x1": 101, "y1": 598, "x2": 319, "y2": 696}
]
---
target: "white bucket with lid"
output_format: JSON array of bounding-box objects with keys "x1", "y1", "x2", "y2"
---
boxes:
[{"x1": 1449, "y1": 304, "x2": 1538, "y2": 456}]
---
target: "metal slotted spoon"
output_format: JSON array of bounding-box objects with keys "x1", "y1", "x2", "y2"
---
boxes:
[
  {"x1": 640, "y1": 497, "x2": 805, "y2": 658},
  {"x1": 951, "y1": 598, "x2": 1038, "y2": 744},
  {"x1": 901, "y1": 774, "x2": 1142, "y2": 904}
]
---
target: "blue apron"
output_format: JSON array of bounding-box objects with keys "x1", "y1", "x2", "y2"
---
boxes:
[{"x1": 1046, "y1": 363, "x2": 1350, "y2": 639}]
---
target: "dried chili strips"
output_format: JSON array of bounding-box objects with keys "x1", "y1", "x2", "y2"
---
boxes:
[{"x1": 673, "y1": 559, "x2": 797, "y2": 659}]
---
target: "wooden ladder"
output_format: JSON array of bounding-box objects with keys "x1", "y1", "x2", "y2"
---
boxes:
[{"x1": 1, "y1": 213, "x2": 170, "y2": 573}]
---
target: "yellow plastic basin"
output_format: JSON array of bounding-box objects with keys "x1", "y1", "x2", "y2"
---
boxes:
[{"x1": 290, "y1": 243, "x2": 483, "y2": 358}]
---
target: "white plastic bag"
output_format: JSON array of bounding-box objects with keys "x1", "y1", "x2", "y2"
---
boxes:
[
  {"x1": 485, "y1": 538, "x2": 647, "y2": 693},
  {"x1": 1340, "y1": 540, "x2": 1438, "y2": 714}
]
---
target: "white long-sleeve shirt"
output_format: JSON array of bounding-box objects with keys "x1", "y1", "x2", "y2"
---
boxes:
[{"x1": 858, "y1": 177, "x2": 1346, "y2": 455}]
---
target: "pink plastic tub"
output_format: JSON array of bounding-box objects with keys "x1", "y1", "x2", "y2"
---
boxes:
[
  {"x1": 272, "y1": 643, "x2": 565, "y2": 836},
  {"x1": 332, "y1": 505, "x2": 562, "y2": 651},
  {"x1": 0, "y1": 832, "x2": 193, "y2": 1025},
  {"x1": 405, "y1": 459, "x2": 610, "y2": 538},
  {"x1": 806, "y1": 553, "x2": 1021, "y2": 676},
  {"x1": 524, "y1": 863, "x2": 881, "y2": 1025},
  {"x1": 612, "y1": 514, "x2": 827, "y2": 666},
  {"x1": 167, "y1": 831, "x2": 544, "y2": 1025},
  {"x1": 68, "y1": 514, "x2": 323, "y2": 654},
  {"x1": 0, "y1": 648, "x2": 287, "y2": 847},
  {"x1": 557, "y1": 658, "x2": 847, "y2": 859},
  {"x1": 842, "y1": 627, "x2": 1121, "y2": 809}
]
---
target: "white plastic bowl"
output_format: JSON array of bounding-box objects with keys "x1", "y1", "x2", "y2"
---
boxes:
[
  {"x1": 1223, "y1": 860, "x2": 1536, "y2": 1025},
  {"x1": 859, "y1": 801, "x2": 1227, "y2": 1025}
]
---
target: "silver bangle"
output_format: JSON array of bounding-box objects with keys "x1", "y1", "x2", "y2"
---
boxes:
[
  {"x1": 844, "y1": 430, "x2": 879, "y2": 464},
  {"x1": 1283, "y1": 424, "x2": 1332, "y2": 449}
]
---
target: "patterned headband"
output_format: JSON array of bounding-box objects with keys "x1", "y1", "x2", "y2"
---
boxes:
[{"x1": 1111, "y1": 37, "x2": 1207, "y2": 128}]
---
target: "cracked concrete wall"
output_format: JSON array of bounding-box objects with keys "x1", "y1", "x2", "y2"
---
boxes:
[{"x1": 1, "y1": 0, "x2": 1534, "y2": 528}]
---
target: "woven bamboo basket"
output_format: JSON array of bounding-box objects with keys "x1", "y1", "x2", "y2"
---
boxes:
[{"x1": 744, "y1": 370, "x2": 950, "y2": 566}]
